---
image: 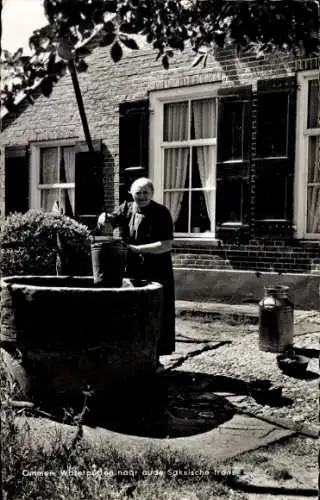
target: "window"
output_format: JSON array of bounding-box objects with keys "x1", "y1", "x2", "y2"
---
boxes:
[
  {"x1": 150, "y1": 86, "x2": 220, "y2": 237},
  {"x1": 31, "y1": 142, "x2": 75, "y2": 216},
  {"x1": 162, "y1": 98, "x2": 217, "y2": 235},
  {"x1": 295, "y1": 72, "x2": 320, "y2": 238},
  {"x1": 150, "y1": 85, "x2": 253, "y2": 238}
]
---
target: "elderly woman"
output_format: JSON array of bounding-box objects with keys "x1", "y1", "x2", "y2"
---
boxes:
[{"x1": 97, "y1": 177, "x2": 175, "y2": 367}]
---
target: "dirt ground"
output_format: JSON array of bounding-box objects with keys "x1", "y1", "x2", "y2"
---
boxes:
[{"x1": 171, "y1": 315, "x2": 319, "y2": 499}]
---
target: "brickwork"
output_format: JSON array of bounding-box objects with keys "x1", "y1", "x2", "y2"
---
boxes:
[
  {"x1": 1, "y1": 41, "x2": 320, "y2": 274},
  {"x1": 172, "y1": 241, "x2": 320, "y2": 275},
  {"x1": 0, "y1": 147, "x2": 5, "y2": 220}
]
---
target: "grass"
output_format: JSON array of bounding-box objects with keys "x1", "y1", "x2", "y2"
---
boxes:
[{"x1": 0, "y1": 361, "x2": 247, "y2": 500}]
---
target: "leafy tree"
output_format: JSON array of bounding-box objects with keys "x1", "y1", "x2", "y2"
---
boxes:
[{"x1": 1, "y1": 0, "x2": 319, "y2": 112}]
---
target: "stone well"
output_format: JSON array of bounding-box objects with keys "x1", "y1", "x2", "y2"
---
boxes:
[{"x1": 0, "y1": 276, "x2": 163, "y2": 406}]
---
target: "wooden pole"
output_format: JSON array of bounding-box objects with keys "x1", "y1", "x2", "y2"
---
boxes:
[{"x1": 67, "y1": 59, "x2": 94, "y2": 154}]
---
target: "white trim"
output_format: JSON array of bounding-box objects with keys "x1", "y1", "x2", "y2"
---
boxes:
[
  {"x1": 30, "y1": 140, "x2": 75, "y2": 211},
  {"x1": 149, "y1": 83, "x2": 221, "y2": 104},
  {"x1": 149, "y1": 84, "x2": 220, "y2": 237},
  {"x1": 295, "y1": 70, "x2": 320, "y2": 239}
]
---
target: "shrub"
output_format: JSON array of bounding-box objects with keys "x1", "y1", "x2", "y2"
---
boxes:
[{"x1": 0, "y1": 210, "x2": 91, "y2": 277}]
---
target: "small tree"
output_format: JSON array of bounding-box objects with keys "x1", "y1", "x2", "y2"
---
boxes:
[
  {"x1": 0, "y1": 210, "x2": 91, "y2": 277},
  {"x1": 1, "y1": 0, "x2": 319, "y2": 111}
]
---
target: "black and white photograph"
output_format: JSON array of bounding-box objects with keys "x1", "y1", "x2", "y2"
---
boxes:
[{"x1": 1, "y1": 1, "x2": 319, "y2": 498}]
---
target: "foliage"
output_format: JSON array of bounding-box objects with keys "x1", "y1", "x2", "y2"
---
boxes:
[
  {"x1": 1, "y1": 0, "x2": 319, "y2": 111},
  {"x1": 0, "y1": 210, "x2": 90, "y2": 277},
  {"x1": 0, "y1": 361, "x2": 246, "y2": 500}
]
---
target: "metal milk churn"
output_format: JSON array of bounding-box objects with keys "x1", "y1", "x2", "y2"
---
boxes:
[{"x1": 259, "y1": 285, "x2": 294, "y2": 353}]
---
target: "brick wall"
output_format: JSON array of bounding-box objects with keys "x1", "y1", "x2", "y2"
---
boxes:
[
  {"x1": 172, "y1": 240, "x2": 320, "y2": 274},
  {"x1": 1, "y1": 41, "x2": 320, "y2": 275}
]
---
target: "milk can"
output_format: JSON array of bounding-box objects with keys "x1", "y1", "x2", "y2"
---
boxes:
[{"x1": 259, "y1": 285, "x2": 294, "y2": 353}]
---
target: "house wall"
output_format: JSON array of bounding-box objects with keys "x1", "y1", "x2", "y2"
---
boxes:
[{"x1": 1, "y1": 41, "x2": 320, "y2": 279}]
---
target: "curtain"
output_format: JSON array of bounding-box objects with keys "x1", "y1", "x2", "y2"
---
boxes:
[
  {"x1": 163, "y1": 148, "x2": 189, "y2": 223},
  {"x1": 40, "y1": 148, "x2": 58, "y2": 211},
  {"x1": 192, "y1": 99, "x2": 216, "y2": 231},
  {"x1": 163, "y1": 102, "x2": 189, "y2": 223},
  {"x1": 164, "y1": 101, "x2": 188, "y2": 141},
  {"x1": 192, "y1": 98, "x2": 216, "y2": 139},
  {"x1": 40, "y1": 146, "x2": 75, "y2": 215},
  {"x1": 307, "y1": 136, "x2": 320, "y2": 233},
  {"x1": 307, "y1": 80, "x2": 319, "y2": 129},
  {"x1": 195, "y1": 146, "x2": 215, "y2": 231},
  {"x1": 60, "y1": 146, "x2": 75, "y2": 216},
  {"x1": 40, "y1": 148, "x2": 58, "y2": 184},
  {"x1": 42, "y1": 189, "x2": 59, "y2": 212}
]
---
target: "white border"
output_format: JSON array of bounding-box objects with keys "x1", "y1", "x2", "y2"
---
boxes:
[
  {"x1": 30, "y1": 139, "x2": 75, "y2": 210},
  {"x1": 295, "y1": 70, "x2": 320, "y2": 239}
]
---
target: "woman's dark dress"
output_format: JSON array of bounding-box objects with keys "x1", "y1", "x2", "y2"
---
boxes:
[{"x1": 110, "y1": 200, "x2": 175, "y2": 355}]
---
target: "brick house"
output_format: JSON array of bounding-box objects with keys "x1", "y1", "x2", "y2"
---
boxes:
[{"x1": 1, "y1": 35, "x2": 320, "y2": 307}]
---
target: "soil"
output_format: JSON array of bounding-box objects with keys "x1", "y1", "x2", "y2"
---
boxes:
[{"x1": 171, "y1": 315, "x2": 319, "y2": 499}]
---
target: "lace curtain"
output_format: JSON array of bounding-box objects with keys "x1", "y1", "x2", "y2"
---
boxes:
[
  {"x1": 163, "y1": 99, "x2": 216, "y2": 228},
  {"x1": 306, "y1": 80, "x2": 320, "y2": 234},
  {"x1": 40, "y1": 146, "x2": 75, "y2": 216}
]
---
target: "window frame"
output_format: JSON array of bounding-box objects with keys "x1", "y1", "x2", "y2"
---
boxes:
[
  {"x1": 149, "y1": 83, "x2": 220, "y2": 239},
  {"x1": 295, "y1": 71, "x2": 320, "y2": 239},
  {"x1": 30, "y1": 140, "x2": 76, "y2": 214}
]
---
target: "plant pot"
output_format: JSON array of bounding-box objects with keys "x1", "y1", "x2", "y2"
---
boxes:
[
  {"x1": 276, "y1": 354, "x2": 309, "y2": 375},
  {"x1": 249, "y1": 381, "x2": 283, "y2": 404}
]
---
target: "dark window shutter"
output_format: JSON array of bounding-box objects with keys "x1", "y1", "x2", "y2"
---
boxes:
[
  {"x1": 74, "y1": 140, "x2": 104, "y2": 228},
  {"x1": 216, "y1": 86, "x2": 252, "y2": 228},
  {"x1": 5, "y1": 146, "x2": 29, "y2": 215},
  {"x1": 119, "y1": 99, "x2": 149, "y2": 202},
  {"x1": 255, "y1": 77, "x2": 296, "y2": 226}
]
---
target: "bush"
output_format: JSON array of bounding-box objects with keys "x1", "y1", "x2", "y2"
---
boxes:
[{"x1": 1, "y1": 210, "x2": 91, "y2": 277}]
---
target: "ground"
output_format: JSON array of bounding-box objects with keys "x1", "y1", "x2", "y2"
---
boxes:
[
  {"x1": 5, "y1": 309, "x2": 319, "y2": 499},
  {"x1": 161, "y1": 312, "x2": 319, "y2": 499}
]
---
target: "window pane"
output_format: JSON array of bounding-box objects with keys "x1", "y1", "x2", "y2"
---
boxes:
[
  {"x1": 41, "y1": 188, "x2": 60, "y2": 212},
  {"x1": 257, "y1": 92, "x2": 288, "y2": 157},
  {"x1": 191, "y1": 191, "x2": 212, "y2": 233},
  {"x1": 220, "y1": 101, "x2": 243, "y2": 161},
  {"x1": 163, "y1": 148, "x2": 189, "y2": 190},
  {"x1": 61, "y1": 189, "x2": 75, "y2": 217},
  {"x1": 40, "y1": 148, "x2": 58, "y2": 184},
  {"x1": 307, "y1": 187, "x2": 320, "y2": 233},
  {"x1": 163, "y1": 148, "x2": 189, "y2": 226},
  {"x1": 216, "y1": 178, "x2": 248, "y2": 224},
  {"x1": 307, "y1": 80, "x2": 319, "y2": 129},
  {"x1": 164, "y1": 190, "x2": 189, "y2": 232},
  {"x1": 60, "y1": 146, "x2": 75, "y2": 183},
  {"x1": 191, "y1": 98, "x2": 216, "y2": 139},
  {"x1": 191, "y1": 146, "x2": 215, "y2": 189},
  {"x1": 307, "y1": 136, "x2": 320, "y2": 233},
  {"x1": 163, "y1": 101, "x2": 188, "y2": 141},
  {"x1": 307, "y1": 136, "x2": 320, "y2": 183}
]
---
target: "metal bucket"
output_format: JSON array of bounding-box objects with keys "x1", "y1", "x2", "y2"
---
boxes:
[
  {"x1": 91, "y1": 237, "x2": 128, "y2": 287},
  {"x1": 259, "y1": 285, "x2": 294, "y2": 353}
]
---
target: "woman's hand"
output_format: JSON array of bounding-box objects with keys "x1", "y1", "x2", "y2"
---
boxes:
[
  {"x1": 128, "y1": 244, "x2": 140, "y2": 253},
  {"x1": 97, "y1": 212, "x2": 106, "y2": 229}
]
